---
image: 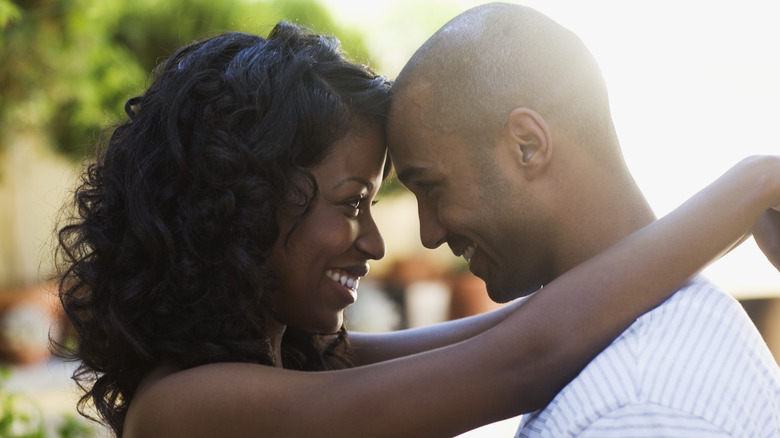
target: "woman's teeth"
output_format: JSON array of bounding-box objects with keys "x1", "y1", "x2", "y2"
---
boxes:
[
  {"x1": 325, "y1": 269, "x2": 359, "y2": 290},
  {"x1": 462, "y1": 244, "x2": 477, "y2": 263}
]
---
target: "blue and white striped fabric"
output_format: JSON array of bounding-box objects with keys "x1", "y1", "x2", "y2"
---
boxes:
[{"x1": 517, "y1": 276, "x2": 780, "y2": 437}]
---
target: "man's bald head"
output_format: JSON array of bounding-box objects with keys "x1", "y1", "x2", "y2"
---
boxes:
[
  {"x1": 391, "y1": 2, "x2": 620, "y2": 158},
  {"x1": 387, "y1": 3, "x2": 657, "y2": 301}
]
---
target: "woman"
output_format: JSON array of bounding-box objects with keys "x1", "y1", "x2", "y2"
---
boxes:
[{"x1": 56, "y1": 22, "x2": 780, "y2": 437}]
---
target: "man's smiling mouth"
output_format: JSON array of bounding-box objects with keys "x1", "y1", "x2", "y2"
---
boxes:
[{"x1": 462, "y1": 243, "x2": 477, "y2": 263}]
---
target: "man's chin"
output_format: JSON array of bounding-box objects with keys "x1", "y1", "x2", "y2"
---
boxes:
[
  {"x1": 485, "y1": 284, "x2": 517, "y2": 304},
  {"x1": 486, "y1": 281, "x2": 542, "y2": 303}
]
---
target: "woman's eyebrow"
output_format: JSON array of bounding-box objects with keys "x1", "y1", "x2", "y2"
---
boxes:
[{"x1": 334, "y1": 177, "x2": 373, "y2": 191}]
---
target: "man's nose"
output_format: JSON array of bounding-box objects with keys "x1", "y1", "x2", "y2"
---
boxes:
[{"x1": 418, "y1": 201, "x2": 447, "y2": 249}]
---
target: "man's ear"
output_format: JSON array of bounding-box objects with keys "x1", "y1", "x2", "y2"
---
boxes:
[{"x1": 504, "y1": 107, "x2": 552, "y2": 180}]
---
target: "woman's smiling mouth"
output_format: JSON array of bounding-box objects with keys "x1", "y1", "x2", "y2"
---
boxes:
[{"x1": 325, "y1": 268, "x2": 363, "y2": 292}]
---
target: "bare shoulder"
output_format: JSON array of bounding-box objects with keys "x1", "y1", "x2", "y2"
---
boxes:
[
  {"x1": 119, "y1": 350, "x2": 517, "y2": 438},
  {"x1": 124, "y1": 362, "x2": 316, "y2": 438}
]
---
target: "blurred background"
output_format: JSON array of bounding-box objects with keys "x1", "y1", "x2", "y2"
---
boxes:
[{"x1": 1, "y1": 0, "x2": 778, "y2": 436}]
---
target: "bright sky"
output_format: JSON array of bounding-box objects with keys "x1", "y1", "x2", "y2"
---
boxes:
[{"x1": 320, "y1": 0, "x2": 780, "y2": 298}]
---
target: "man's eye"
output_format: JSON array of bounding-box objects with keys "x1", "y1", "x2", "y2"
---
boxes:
[{"x1": 417, "y1": 182, "x2": 434, "y2": 197}]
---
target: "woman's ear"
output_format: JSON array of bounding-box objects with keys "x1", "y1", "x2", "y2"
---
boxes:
[{"x1": 504, "y1": 107, "x2": 552, "y2": 180}]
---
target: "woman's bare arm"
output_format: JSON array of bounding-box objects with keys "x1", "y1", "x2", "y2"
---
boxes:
[
  {"x1": 754, "y1": 206, "x2": 780, "y2": 271},
  {"x1": 353, "y1": 162, "x2": 780, "y2": 367},
  {"x1": 349, "y1": 297, "x2": 526, "y2": 365},
  {"x1": 126, "y1": 156, "x2": 780, "y2": 438}
]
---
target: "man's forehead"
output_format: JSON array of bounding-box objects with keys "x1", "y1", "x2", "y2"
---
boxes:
[
  {"x1": 388, "y1": 123, "x2": 456, "y2": 186},
  {"x1": 390, "y1": 79, "x2": 434, "y2": 116},
  {"x1": 387, "y1": 114, "x2": 435, "y2": 160},
  {"x1": 387, "y1": 127, "x2": 435, "y2": 184},
  {"x1": 388, "y1": 91, "x2": 427, "y2": 151},
  {"x1": 388, "y1": 80, "x2": 442, "y2": 142}
]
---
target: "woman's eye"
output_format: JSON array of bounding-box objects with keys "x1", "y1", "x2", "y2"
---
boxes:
[
  {"x1": 344, "y1": 196, "x2": 379, "y2": 218},
  {"x1": 346, "y1": 199, "x2": 361, "y2": 209},
  {"x1": 344, "y1": 197, "x2": 363, "y2": 217}
]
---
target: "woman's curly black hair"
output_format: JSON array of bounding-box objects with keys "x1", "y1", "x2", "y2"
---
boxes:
[{"x1": 55, "y1": 22, "x2": 391, "y2": 436}]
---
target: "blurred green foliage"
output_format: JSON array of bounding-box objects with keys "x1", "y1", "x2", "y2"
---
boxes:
[
  {"x1": 0, "y1": 366, "x2": 95, "y2": 437},
  {"x1": 0, "y1": 0, "x2": 20, "y2": 31},
  {"x1": 0, "y1": 0, "x2": 376, "y2": 159},
  {"x1": 0, "y1": 365, "x2": 44, "y2": 437}
]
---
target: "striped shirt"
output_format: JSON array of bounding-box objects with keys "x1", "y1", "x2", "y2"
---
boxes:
[{"x1": 517, "y1": 276, "x2": 780, "y2": 437}]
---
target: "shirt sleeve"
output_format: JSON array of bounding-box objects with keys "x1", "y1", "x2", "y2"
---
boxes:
[{"x1": 576, "y1": 403, "x2": 734, "y2": 438}]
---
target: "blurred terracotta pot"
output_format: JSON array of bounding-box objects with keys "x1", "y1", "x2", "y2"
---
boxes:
[{"x1": 0, "y1": 282, "x2": 59, "y2": 364}]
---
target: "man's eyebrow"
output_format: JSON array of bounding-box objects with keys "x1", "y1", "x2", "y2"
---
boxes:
[
  {"x1": 334, "y1": 177, "x2": 374, "y2": 192},
  {"x1": 396, "y1": 166, "x2": 428, "y2": 185}
]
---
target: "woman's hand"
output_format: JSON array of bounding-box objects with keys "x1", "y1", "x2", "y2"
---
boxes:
[{"x1": 753, "y1": 205, "x2": 780, "y2": 271}]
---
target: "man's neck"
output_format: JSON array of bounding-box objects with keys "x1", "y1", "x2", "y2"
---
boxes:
[{"x1": 553, "y1": 175, "x2": 656, "y2": 277}]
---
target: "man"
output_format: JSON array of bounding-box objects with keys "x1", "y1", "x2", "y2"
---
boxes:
[{"x1": 387, "y1": 3, "x2": 780, "y2": 436}]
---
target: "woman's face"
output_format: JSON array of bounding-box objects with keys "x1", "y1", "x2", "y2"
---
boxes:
[{"x1": 267, "y1": 124, "x2": 387, "y2": 334}]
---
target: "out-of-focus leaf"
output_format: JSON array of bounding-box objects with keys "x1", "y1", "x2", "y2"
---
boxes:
[{"x1": 0, "y1": 0, "x2": 376, "y2": 159}]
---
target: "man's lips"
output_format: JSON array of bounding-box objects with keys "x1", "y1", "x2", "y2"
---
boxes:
[
  {"x1": 461, "y1": 243, "x2": 476, "y2": 263},
  {"x1": 451, "y1": 241, "x2": 477, "y2": 263}
]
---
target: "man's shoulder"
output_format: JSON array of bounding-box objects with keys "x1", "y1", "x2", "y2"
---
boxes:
[
  {"x1": 544, "y1": 275, "x2": 774, "y2": 408},
  {"x1": 517, "y1": 276, "x2": 780, "y2": 437},
  {"x1": 628, "y1": 276, "x2": 742, "y2": 338},
  {"x1": 649, "y1": 276, "x2": 735, "y2": 312}
]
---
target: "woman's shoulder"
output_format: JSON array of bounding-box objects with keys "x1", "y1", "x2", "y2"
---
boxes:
[{"x1": 123, "y1": 364, "x2": 188, "y2": 437}]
